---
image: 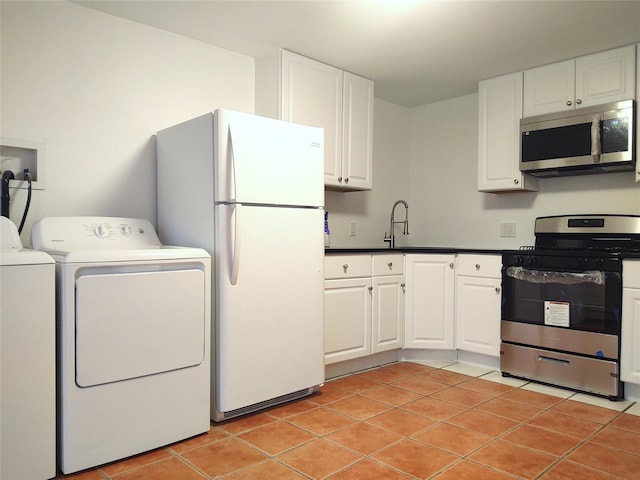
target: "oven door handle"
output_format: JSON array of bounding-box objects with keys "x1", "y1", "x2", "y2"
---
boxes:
[
  {"x1": 505, "y1": 266, "x2": 605, "y2": 285},
  {"x1": 538, "y1": 355, "x2": 570, "y2": 366}
]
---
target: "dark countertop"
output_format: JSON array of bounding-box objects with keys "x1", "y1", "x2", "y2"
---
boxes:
[
  {"x1": 325, "y1": 246, "x2": 503, "y2": 255},
  {"x1": 325, "y1": 247, "x2": 640, "y2": 259}
]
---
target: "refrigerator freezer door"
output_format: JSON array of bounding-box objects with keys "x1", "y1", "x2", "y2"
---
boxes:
[
  {"x1": 215, "y1": 109, "x2": 323, "y2": 207},
  {"x1": 215, "y1": 204, "x2": 324, "y2": 412}
]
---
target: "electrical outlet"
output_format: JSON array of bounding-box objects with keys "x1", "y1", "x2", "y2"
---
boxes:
[
  {"x1": 500, "y1": 222, "x2": 516, "y2": 238},
  {"x1": 349, "y1": 221, "x2": 357, "y2": 236}
]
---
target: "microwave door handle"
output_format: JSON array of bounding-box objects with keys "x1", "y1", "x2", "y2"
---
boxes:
[{"x1": 591, "y1": 113, "x2": 603, "y2": 163}]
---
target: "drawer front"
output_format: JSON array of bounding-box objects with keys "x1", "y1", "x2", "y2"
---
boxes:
[
  {"x1": 457, "y1": 254, "x2": 501, "y2": 278},
  {"x1": 372, "y1": 254, "x2": 404, "y2": 276},
  {"x1": 325, "y1": 254, "x2": 371, "y2": 279}
]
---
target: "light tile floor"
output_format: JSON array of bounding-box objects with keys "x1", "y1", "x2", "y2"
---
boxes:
[{"x1": 55, "y1": 362, "x2": 640, "y2": 479}]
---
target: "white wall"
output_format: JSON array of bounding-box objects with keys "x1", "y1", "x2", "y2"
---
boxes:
[
  {"x1": 408, "y1": 93, "x2": 640, "y2": 249},
  {"x1": 1, "y1": 1, "x2": 254, "y2": 244},
  {"x1": 324, "y1": 98, "x2": 410, "y2": 247},
  {"x1": 4, "y1": 2, "x2": 638, "y2": 250}
]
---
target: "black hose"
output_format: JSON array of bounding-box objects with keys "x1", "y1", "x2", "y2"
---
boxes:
[
  {"x1": 1, "y1": 170, "x2": 15, "y2": 218},
  {"x1": 18, "y1": 171, "x2": 32, "y2": 234}
]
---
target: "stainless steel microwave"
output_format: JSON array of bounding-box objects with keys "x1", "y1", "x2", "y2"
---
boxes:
[{"x1": 520, "y1": 100, "x2": 635, "y2": 177}]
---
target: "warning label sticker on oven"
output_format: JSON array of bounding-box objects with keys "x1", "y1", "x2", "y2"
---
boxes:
[{"x1": 544, "y1": 301, "x2": 570, "y2": 327}]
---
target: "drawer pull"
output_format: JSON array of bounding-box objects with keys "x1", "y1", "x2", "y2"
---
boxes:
[
  {"x1": 388, "y1": 262, "x2": 393, "y2": 267},
  {"x1": 495, "y1": 287, "x2": 501, "y2": 294},
  {"x1": 368, "y1": 286, "x2": 373, "y2": 291},
  {"x1": 475, "y1": 263, "x2": 481, "y2": 270},
  {"x1": 342, "y1": 264, "x2": 349, "y2": 272},
  {"x1": 538, "y1": 355, "x2": 570, "y2": 366}
]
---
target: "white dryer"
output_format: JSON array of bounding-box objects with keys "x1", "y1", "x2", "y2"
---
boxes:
[
  {"x1": 0, "y1": 217, "x2": 56, "y2": 480},
  {"x1": 31, "y1": 216, "x2": 211, "y2": 474}
]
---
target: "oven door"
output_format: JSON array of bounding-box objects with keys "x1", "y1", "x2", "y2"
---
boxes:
[{"x1": 501, "y1": 252, "x2": 622, "y2": 359}]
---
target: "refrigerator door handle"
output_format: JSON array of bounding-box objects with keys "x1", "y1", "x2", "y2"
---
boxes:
[{"x1": 230, "y1": 203, "x2": 242, "y2": 285}]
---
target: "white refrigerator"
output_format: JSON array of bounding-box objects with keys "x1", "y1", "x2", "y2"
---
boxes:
[{"x1": 157, "y1": 109, "x2": 325, "y2": 421}]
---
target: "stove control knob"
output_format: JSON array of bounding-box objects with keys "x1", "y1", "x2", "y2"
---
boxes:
[{"x1": 516, "y1": 256, "x2": 524, "y2": 265}]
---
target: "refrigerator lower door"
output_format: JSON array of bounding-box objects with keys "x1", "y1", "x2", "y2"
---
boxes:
[{"x1": 215, "y1": 204, "x2": 325, "y2": 415}]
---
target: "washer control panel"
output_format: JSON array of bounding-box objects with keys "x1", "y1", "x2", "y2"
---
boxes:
[{"x1": 31, "y1": 216, "x2": 161, "y2": 251}]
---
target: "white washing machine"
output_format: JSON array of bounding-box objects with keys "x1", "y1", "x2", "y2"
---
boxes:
[
  {"x1": 31, "y1": 216, "x2": 211, "y2": 474},
  {"x1": 0, "y1": 216, "x2": 56, "y2": 480}
]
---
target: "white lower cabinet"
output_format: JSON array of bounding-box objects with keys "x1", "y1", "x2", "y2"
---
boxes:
[
  {"x1": 324, "y1": 254, "x2": 404, "y2": 364},
  {"x1": 372, "y1": 255, "x2": 405, "y2": 353},
  {"x1": 327, "y1": 252, "x2": 502, "y2": 365},
  {"x1": 404, "y1": 254, "x2": 456, "y2": 349},
  {"x1": 455, "y1": 255, "x2": 502, "y2": 357},
  {"x1": 324, "y1": 276, "x2": 372, "y2": 364},
  {"x1": 622, "y1": 260, "x2": 640, "y2": 384}
]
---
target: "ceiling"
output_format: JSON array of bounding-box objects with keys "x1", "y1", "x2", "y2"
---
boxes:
[{"x1": 76, "y1": 0, "x2": 640, "y2": 107}]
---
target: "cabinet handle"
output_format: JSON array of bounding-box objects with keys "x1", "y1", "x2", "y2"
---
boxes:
[
  {"x1": 576, "y1": 99, "x2": 582, "y2": 105},
  {"x1": 475, "y1": 263, "x2": 481, "y2": 270},
  {"x1": 338, "y1": 176, "x2": 343, "y2": 183},
  {"x1": 566, "y1": 100, "x2": 572, "y2": 106},
  {"x1": 449, "y1": 262, "x2": 454, "y2": 269},
  {"x1": 344, "y1": 177, "x2": 349, "y2": 184},
  {"x1": 388, "y1": 262, "x2": 393, "y2": 267},
  {"x1": 401, "y1": 283, "x2": 406, "y2": 288},
  {"x1": 342, "y1": 264, "x2": 349, "y2": 272},
  {"x1": 513, "y1": 178, "x2": 519, "y2": 185},
  {"x1": 495, "y1": 287, "x2": 501, "y2": 293},
  {"x1": 368, "y1": 286, "x2": 373, "y2": 291}
]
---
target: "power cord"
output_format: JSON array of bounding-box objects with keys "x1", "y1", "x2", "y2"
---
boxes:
[
  {"x1": 18, "y1": 170, "x2": 32, "y2": 234},
  {"x1": 1, "y1": 170, "x2": 15, "y2": 218},
  {"x1": 1, "y1": 169, "x2": 33, "y2": 234}
]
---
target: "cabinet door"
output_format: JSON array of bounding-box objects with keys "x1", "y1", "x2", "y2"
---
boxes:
[
  {"x1": 341, "y1": 72, "x2": 373, "y2": 190},
  {"x1": 523, "y1": 59, "x2": 575, "y2": 117},
  {"x1": 404, "y1": 255, "x2": 455, "y2": 349},
  {"x1": 324, "y1": 277, "x2": 372, "y2": 364},
  {"x1": 280, "y1": 51, "x2": 343, "y2": 188},
  {"x1": 621, "y1": 287, "x2": 640, "y2": 384},
  {"x1": 372, "y1": 275, "x2": 404, "y2": 353},
  {"x1": 455, "y1": 275, "x2": 501, "y2": 356},
  {"x1": 575, "y1": 45, "x2": 636, "y2": 108},
  {"x1": 478, "y1": 72, "x2": 537, "y2": 192}
]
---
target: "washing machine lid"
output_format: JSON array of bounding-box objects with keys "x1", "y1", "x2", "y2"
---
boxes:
[
  {"x1": 0, "y1": 217, "x2": 54, "y2": 266},
  {"x1": 31, "y1": 216, "x2": 209, "y2": 262}
]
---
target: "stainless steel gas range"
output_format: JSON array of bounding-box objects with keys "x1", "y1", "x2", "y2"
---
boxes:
[{"x1": 501, "y1": 214, "x2": 640, "y2": 400}]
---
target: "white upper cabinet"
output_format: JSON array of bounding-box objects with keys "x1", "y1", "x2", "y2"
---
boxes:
[
  {"x1": 478, "y1": 72, "x2": 538, "y2": 192},
  {"x1": 524, "y1": 45, "x2": 636, "y2": 117},
  {"x1": 340, "y1": 72, "x2": 374, "y2": 190},
  {"x1": 256, "y1": 50, "x2": 373, "y2": 191}
]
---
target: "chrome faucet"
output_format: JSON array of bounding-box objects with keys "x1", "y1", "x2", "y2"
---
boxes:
[{"x1": 383, "y1": 200, "x2": 409, "y2": 248}]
